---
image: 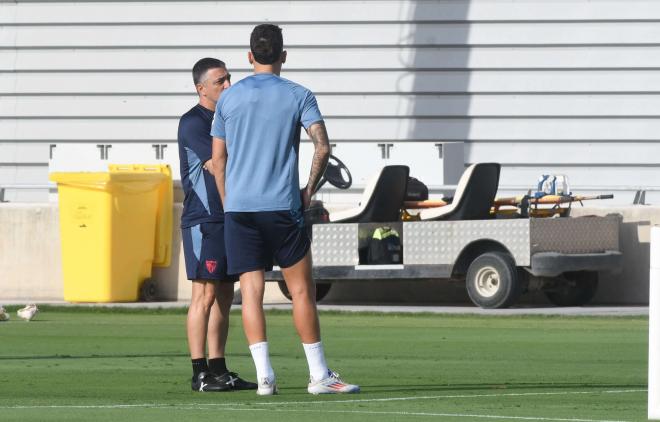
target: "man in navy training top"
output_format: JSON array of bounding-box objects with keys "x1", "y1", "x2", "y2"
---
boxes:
[
  {"x1": 177, "y1": 57, "x2": 256, "y2": 392},
  {"x1": 210, "y1": 24, "x2": 359, "y2": 395}
]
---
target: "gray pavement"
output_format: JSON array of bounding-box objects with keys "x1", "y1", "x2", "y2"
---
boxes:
[{"x1": 3, "y1": 300, "x2": 649, "y2": 316}]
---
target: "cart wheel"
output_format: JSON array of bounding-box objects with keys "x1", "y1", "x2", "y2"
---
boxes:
[
  {"x1": 277, "y1": 281, "x2": 332, "y2": 302},
  {"x1": 140, "y1": 278, "x2": 158, "y2": 302},
  {"x1": 544, "y1": 271, "x2": 598, "y2": 307},
  {"x1": 466, "y1": 252, "x2": 521, "y2": 309}
]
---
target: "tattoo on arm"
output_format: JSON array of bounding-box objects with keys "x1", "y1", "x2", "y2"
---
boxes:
[{"x1": 306, "y1": 121, "x2": 331, "y2": 193}]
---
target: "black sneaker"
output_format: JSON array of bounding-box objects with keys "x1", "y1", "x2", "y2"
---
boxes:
[
  {"x1": 191, "y1": 371, "x2": 232, "y2": 392},
  {"x1": 215, "y1": 371, "x2": 258, "y2": 390}
]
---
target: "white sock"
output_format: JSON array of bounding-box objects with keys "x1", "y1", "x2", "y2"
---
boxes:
[
  {"x1": 303, "y1": 341, "x2": 330, "y2": 382},
  {"x1": 249, "y1": 341, "x2": 275, "y2": 382}
]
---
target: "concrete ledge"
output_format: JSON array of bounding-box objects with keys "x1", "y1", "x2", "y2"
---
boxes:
[
  {"x1": 1, "y1": 301, "x2": 649, "y2": 317},
  {"x1": 0, "y1": 204, "x2": 63, "y2": 300},
  {"x1": 1, "y1": 203, "x2": 657, "y2": 305}
]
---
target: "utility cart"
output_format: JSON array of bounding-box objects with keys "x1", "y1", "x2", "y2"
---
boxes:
[
  {"x1": 268, "y1": 216, "x2": 621, "y2": 308},
  {"x1": 266, "y1": 159, "x2": 622, "y2": 309}
]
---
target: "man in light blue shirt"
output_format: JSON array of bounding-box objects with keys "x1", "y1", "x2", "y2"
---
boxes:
[
  {"x1": 211, "y1": 71, "x2": 322, "y2": 213},
  {"x1": 211, "y1": 24, "x2": 359, "y2": 396}
]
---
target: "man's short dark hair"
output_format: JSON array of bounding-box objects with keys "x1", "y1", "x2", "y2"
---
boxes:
[
  {"x1": 192, "y1": 58, "x2": 226, "y2": 85},
  {"x1": 250, "y1": 24, "x2": 283, "y2": 65}
]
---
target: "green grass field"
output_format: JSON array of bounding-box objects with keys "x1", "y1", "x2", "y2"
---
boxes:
[{"x1": 0, "y1": 306, "x2": 648, "y2": 422}]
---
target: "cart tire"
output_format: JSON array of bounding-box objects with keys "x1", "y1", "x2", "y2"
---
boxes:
[
  {"x1": 277, "y1": 281, "x2": 332, "y2": 302},
  {"x1": 466, "y1": 252, "x2": 521, "y2": 309},
  {"x1": 544, "y1": 271, "x2": 598, "y2": 307},
  {"x1": 140, "y1": 278, "x2": 158, "y2": 302}
]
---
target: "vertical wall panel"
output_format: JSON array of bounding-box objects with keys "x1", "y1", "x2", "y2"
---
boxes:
[{"x1": 1, "y1": 0, "x2": 658, "y2": 204}]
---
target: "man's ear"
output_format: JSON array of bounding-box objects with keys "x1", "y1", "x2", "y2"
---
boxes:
[
  {"x1": 281, "y1": 50, "x2": 287, "y2": 64},
  {"x1": 248, "y1": 51, "x2": 254, "y2": 65},
  {"x1": 195, "y1": 83, "x2": 203, "y2": 96}
]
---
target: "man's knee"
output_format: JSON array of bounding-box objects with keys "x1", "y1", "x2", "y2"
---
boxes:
[
  {"x1": 240, "y1": 286, "x2": 264, "y2": 304},
  {"x1": 215, "y1": 283, "x2": 235, "y2": 306},
  {"x1": 286, "y1": 280, "x2": 314, "y2": 300},
  {"x1": 203, "y1": 287, "x2": 216, "y2": 308},
  {"x1": 191, "y1": 280, "x2": 217, "y2": 310}
]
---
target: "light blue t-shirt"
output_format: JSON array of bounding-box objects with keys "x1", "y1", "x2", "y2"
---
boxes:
[{"x1": 210, "y1": 73, "x2": 323, "y2": 212}]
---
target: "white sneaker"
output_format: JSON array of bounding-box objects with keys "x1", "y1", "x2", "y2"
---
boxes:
[
  {"x1": 0, "y1": 306, "x2": 9, "y2": 322},
  {"x1": 257, "y1": 377, "x2": 278, "y2": 396},
  {"x1": 307, "y1": 370, "x2": 360, "y2": 394},
  {"x1": 17, "y1": 304, "x2": 38, "y2": 321}
]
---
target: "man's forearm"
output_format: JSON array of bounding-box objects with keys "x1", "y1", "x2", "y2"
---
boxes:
[
  {"x1": 213, "y1": 167, "x2": 226, "y2": 205},
  {"x1": 211, "y1": 137, "x2": 227, "y2": 205},
  {"x1": 305, "y1": 122, "x2": 331, "y2": 193}
]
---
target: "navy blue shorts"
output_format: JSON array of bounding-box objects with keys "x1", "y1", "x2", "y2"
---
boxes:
[
  {"x1": 224, "y1": 210, "x2": 310, "y2": 275},
  {"x1": 181, "y1": 221, "x2": 238, "y2": 282}
]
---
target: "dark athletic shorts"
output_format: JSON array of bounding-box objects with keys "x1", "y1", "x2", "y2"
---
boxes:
[
  {"x1": 181, "y1": 221, "x2": 238, "y2": 282},
  {"x1": 224, "y1": 209, "x2": 310, "y2": 275}
]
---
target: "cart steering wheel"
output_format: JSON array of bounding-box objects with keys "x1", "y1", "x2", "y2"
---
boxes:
[{"x1": 315, "y1": 154, "x2": 352, "y2": 193}]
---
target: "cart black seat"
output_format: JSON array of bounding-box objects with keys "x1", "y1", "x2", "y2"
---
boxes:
[
  {"x1": 329, "y1": 165, "x2": 410, "y2": 223},
  {"x1": 419, "y1": 162, "x2": 500, "y2": 221}
]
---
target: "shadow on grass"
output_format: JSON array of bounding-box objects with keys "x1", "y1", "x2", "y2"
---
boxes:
[{"x1": 0, "y1": 352, "x2": 255, "y2": 360}]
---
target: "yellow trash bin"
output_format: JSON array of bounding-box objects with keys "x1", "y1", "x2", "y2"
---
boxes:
[{"x1": 49, "y1": 165, "x2": 173, "y2": 302}]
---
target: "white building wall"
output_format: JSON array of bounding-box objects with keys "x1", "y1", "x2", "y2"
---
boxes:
[{"x1": 1, "y1": 0, "x2": 659, "y2": 203}]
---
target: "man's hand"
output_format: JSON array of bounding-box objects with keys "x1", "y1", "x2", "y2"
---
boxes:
[{"x1": 203, "y1": 160, "x2": 214, "y2": 175}]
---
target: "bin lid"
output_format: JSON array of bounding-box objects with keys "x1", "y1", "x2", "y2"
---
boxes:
[{"x1": 50, "y1": 164, "x2": 169, "y2": 184}]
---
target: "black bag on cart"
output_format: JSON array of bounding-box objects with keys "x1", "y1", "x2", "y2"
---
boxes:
[
  {"x1": 405, "y1": 177, "x2": 429, "y2": 201},
  {"x1": 367, "y1": 227, "x2": 402, "y2": 264}
]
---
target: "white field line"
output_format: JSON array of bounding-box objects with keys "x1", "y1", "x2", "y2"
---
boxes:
[
  {"x1": 195, "y1": 388, "x2": 648, "y2": 407},
  {"x1": 4, "y1": 403, "x2": 634, "y2": 422},
  {"x1": 0, "y1": 388, "x2": 645, "y2": 411},
  {"x1": 166, "y1": 406, "x2": 634, "y2": 422}
]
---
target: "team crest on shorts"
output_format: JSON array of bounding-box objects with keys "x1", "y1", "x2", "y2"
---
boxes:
[{"x1": 205, "y1": 260, "x2": 217, "y2": 274}]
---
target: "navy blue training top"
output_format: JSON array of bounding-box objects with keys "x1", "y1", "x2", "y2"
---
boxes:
[{"x1": 177, "y1": 104, "x2": 224, "y2": 228}]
